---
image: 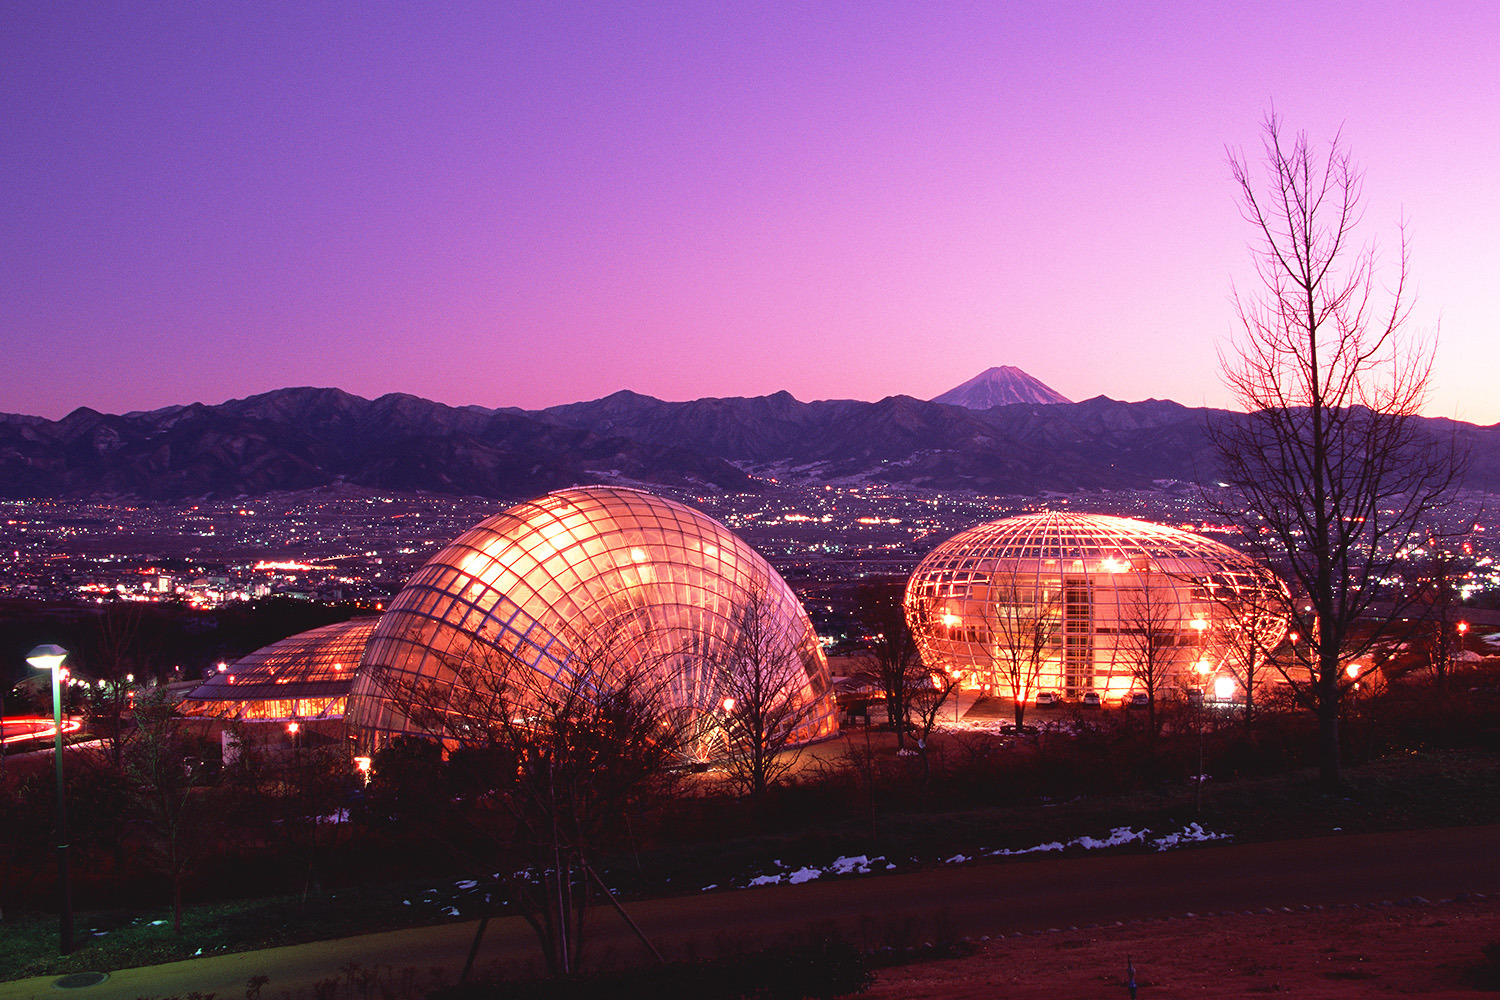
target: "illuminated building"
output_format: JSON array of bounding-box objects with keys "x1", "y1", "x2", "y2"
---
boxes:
[
  {"x1": 346, "y1": 486, "x2": 836, "y2": 755},
  {"x1": 180, "y1": 618, "x2": 379, "y2": 721},
  {"x1": 905, "y1": 512, "x2": 1287, "y2": 702}
]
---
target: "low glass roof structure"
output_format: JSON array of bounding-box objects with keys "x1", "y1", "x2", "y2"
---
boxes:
[
  {"x1": 347, "y1": 486, "x2": 836, "y2": 756},
  {"x1": 181, "y1": 618, "x2": 379, "y2": 721},
  {"x1": 906, "y1": 511, "x2": 1287, "y2": 701}
]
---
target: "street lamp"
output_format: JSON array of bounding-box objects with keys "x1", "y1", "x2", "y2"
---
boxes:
[{"x1": 26, "y1": 643, "x2": 73, "y2": 955}]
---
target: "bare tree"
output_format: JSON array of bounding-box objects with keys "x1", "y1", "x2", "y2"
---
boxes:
[
  {"x1": 709, "y1": 587, "x2": 829, "y2": 800},
  {"x1": 1202, "y1": 579, "x2": 1283, "y2": 729},
  {"x1": 984, "y1": 568, "x2": 1063, "y2": 729},
  {"x1": 905, "y1": 666, "x2": 959, "y2": 784},
  {"x1": 123, "y1": 688, "x2": 221, "y2": 933},
  {"x1": 379, "y1": 622, "x2": 686, "y2": 976},
  {"x1": 1404, "y1": 537, "x2": 1473, "y2": 691},
  {"x1": 1212, "y1": 113, "x2": 1463, "y2": 790},
  {"x1": 1116, "y1": 562, "x2": 1179, "y2": 735},
  {"x1": 852, "y1": 581, "x2": 922, "y2": 748},
  {"x1": 86, "y1": 604, "x2": 151, "y2": 769}
]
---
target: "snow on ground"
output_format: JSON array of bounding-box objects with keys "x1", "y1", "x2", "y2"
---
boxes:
[
  {"x1": 1150, "y1": 822, "x2": 1231, "y2": 850},
  {"x1": 393, "y1": 823, "x2": 1231, "y2": 912},
  {"x1": 828, "y1": 855, "x2": 881, "y2": 875},
  {"x1": 726, "y1": 823, "x2": 1232, "y2": 890}
]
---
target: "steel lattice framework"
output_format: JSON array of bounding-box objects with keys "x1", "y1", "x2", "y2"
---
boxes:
[
  {"x1": 180, "y1": 617, "x2": 379, "y2": 721},
  {"x1": 346, "y1": 486, "x2": 836, "y2": 753},
  {"x1": 906, "y1": 511, "x2": 1287, "y2": 701}
]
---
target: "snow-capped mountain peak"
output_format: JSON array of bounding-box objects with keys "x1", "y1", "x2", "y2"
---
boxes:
[{"x1": 930, "y1": 366, "x2": 1071, "y2": 409}]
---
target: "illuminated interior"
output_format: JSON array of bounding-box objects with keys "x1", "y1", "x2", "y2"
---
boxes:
[
  {"x1": 905, "y1": 512, "x2": 1287, "y2": 702},
  {"x1": 346, "y1": 486, "x2": 836, "y2": 755},
  {"x1": 180, "y1": 618, "x2": 379, "y2": 720}
]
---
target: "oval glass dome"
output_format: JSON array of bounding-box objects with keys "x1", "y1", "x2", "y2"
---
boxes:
[
  {"x1": 905, "y1": 511, "x2": 1287, "y2": 704},
  {"x1": 347, "y1": 486, "x2": 836, "y2": 755}
]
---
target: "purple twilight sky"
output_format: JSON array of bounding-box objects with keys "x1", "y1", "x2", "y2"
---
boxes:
[{"x1": 4, "y1": 3, "x2": 1498, "y2": 423}]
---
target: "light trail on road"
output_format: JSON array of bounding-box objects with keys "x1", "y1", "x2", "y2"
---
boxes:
[{"x1": 0, "y1": 715, "x2": 82, "y2": 746}]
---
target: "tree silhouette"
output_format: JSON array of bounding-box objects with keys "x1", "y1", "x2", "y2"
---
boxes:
[{"x1": 1212, "y1": 112, "x2": 1463, "y2": 789}]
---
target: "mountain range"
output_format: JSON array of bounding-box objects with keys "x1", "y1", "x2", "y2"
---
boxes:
[{"x1": 2, "y1": 372, "x2": 1495, "y2": 500}]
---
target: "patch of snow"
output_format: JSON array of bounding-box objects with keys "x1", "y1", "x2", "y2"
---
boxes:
[
  {"x1": 700, "y1": 884, "x2": 717, "y2": 892},
  {"x1": 988, "y1": 841, "x2": 1066, "y2": 857},
  {"x1": 1075, "y1": 827, "x2": 1147, "y2": 850},
  {"x1": 1151, "y1": 823, "x2": 1230, "y2": 851},
  {"x1": 150, "y1": 920, "x2": 166, "y2": 926},
  {"x1": 980, "y1": 824, "x2": 1230, "y2": 859},
  {"x1": 787, "y1": 867, "x2": 821, "y2": 884},
  {"x1": 747, "y1": 874, "x2": 782, "y2": 887},
  {"x1": 445, "y1": 907, "x2": 460, "y2": 917},
  {"x1": 455, "y1": 879, "x2": 478, "y2": 889},
  {"x1": 828, "y1": 855, "x2": 881, "y2": 875},
  {"x1": 945, "y1": 854, "x2": 970, "y2": 864}
]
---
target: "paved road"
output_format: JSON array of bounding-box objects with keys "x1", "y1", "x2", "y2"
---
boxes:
[{"x1": 5, "y1": 824, "x2": 1499, "y2": 1000}]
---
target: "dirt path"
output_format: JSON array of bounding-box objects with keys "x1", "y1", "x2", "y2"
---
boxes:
[{"x1": 4, "y1": 823, "x2": 1499, "y2": 999}]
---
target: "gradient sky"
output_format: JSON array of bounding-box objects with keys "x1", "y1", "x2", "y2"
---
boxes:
[{"x1": 4, "y1": 3, "x2": 1498, "y2": 424}]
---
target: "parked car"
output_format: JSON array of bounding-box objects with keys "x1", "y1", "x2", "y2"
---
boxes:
[
  {"x1": 1126, "y1": 692, "x2": 1150, "y2": 710},
  {"x1": 1081, "y1": 691, "x2": 1102, "y2": 709},
  {"x1": 1035, "y1": 691, "x2": 1061, "y2": 708}
]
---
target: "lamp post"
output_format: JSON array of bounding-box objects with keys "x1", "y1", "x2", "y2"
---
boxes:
[
  {"x1": 1193, "y1": 657, "x2": 1212, "y2": 814},
  {"x1": 27, "y1": 643, "x2": 73, "y2": 955}
]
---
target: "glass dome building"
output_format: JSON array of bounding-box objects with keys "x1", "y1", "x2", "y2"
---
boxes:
[
  {"x1": 181, "y1": 617, "x2": 380, "y2": 721},
  {"x1": 905, "y1": 511, "x2": 1287, "y2": 703},
  {"x1": 346, "y1": 486, "x2": 836, "y2": 756}
]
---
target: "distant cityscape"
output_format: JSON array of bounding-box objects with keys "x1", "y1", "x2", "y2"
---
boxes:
[{"x1": 5, "y1": 482, "x2": 1495, "y2": 658}]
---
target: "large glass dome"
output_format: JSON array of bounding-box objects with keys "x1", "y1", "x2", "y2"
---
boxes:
[
  {"x1": 181, "y1": 617, "x2": 379, "y2": 721},
  {"x1": 906, "y1": 511, "x2": 1287, "y2": 702},
  {"x1": 347, "y1": 486, "x2": 836, "y2": 755}
]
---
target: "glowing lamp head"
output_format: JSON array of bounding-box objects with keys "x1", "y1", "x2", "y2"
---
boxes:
[
  {"x1": 354, "y1": 755, "x2": 372, "y2": 774},
  {"x1": 286, "y1": 722, "x2": 300, "y2": 735},
  {"x1": 1213, "y1": 675, "x2": 1236, "y2": 701},
  {"x1": 721, "y1": 697, "x2": 736, "y2": 713},
  {"x1": 1345, "y1": 663, "x2": 1361, "y2": 680},
  {"x1": 1458, "y1": 621, "x2": 1470, "y2": 634},
  {"x1": 1189, "y1": 618, "x2": 1209, "y2": 632},
  {"x1": 1194, "y1": 658, "x2": 1212, "y2": 676},
  {"x1": 940, "y1": 613, "x2": 962, "y2": 627},
  {"x1": 26, "y1": 644, "x2": 67, "y2": 672}
]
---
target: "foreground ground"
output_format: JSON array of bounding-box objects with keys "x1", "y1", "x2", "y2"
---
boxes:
[
  {"x1": 5, "y1": 823, "x2": 1498, "y2": 999},
  {"x1": 868, "y1": 894, "x2": 1500, "y2": 998}
]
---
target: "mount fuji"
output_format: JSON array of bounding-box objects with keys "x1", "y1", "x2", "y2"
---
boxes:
[{"x1": 930, "y1": 366, "x2": 1071, "y2": 409}]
